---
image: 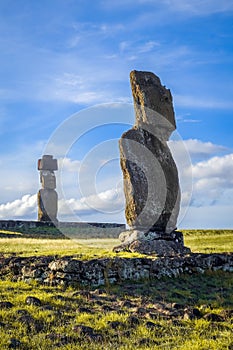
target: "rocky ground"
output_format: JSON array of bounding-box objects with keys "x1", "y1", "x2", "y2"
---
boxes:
[{"x1": 0, "y1": 266, "x2": 233, "y2": 349}]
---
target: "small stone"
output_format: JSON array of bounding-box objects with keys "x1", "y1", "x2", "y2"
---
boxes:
[
  {"x1": 107, "y1": 321, "x2": 125, "y2": 329},
  {"x1": 45, "y1": 333, "x2": 73, "y2": 345},
  {"x1": 73, "y1": 324, "x2": 94, "y2": 335},
  {"x1": 15, "y1": 309, "x2": 30, "y2": 316},
  {"x1": 72, "y1": 325, "x2": 103, "y2": 342},
  {"x1": 40, "y1": 304, "x2": 53, "y2": 311},
  {"x1": 128, "y1": 315, "x2": 140, "y2": 326},
  {"x1": 8, "y1": 338, "x2": 21, "y2": 349},
  {"x1": 0, "y1": 301, "x2": 13, "y2": 309},
  {"x1": 171, "y1": 303, "x2": 183, "y2": 309},
  {"x1": 120, "y1": 300, "x2": 134, "y2": 308},
  {"x1": 145, "y1": 321, "x2": 157, "y2": 329},
  {"x1": 18, "y1": 315, "x2": 43, "y2": 332},
  {"x1": 204, "y1": 313, "x2": 224, "y2": 322},
  {"x1": 86, "y1": 333, "x2": 103, "y2": 342},
  {"x1": 220, "y1": 309, "x2": 233, "y2": 319},
  {"x1": 25, "y1": 296, "x2": 42, "y2": 306},
  {"x1": 183, "y1": 308, "x2": 202, "y2": 320},
  {"x1": 77, "y1": 307, "x2": 93, "y2": 314},
  {"x1": 136, "y1": 307, "x2": 147, "y2": 315},
  {"x1": 102, "y1": 305, "x2": 116, "y2": 312}
]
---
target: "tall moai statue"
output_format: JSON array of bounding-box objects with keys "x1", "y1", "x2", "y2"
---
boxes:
[
  {"x1": 114, "y1": 70, "x2": 190, "y2": 256},
  {"x1": 37, "y1": 155, "x2": 58, "y2": 222}
]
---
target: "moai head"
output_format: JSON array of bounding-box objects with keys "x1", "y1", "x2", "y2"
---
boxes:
[
  {"x1": 130, "y1": 70, "x2": 176, "y2": 140},
  {"x1": 40, "y1": 170, "x2": 56, "y2": 190}
]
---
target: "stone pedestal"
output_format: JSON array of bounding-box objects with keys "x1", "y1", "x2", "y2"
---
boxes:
[
  {"x1": 37, "y1": 155, "x2": 58, "y2": 222},
  {"x1": 113, "y1": 229, "x2": 190, "y2": 256}
]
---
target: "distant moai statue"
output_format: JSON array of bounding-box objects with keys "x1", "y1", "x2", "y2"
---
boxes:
[{"x1": 37, "y1": 155, "x2": 58, "y2": 222}]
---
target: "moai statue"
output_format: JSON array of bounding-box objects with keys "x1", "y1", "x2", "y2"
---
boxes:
[
  {"x1": 37, "y1": 155, "x2": 58, "y2": 222},
  {"x1": 114, "y1": 70, "x2": 191, "y2": 256}
]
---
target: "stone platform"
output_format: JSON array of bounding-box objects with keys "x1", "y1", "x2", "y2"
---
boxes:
[
  {"x1": 113, "y1": 230, "x2": 191, "y2": 256},
  {"x1": 0, "y1": 253, "x2": 232, "y2": 287}
]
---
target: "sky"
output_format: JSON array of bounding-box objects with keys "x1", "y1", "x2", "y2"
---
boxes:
[{"x1": 0, "y1": 0, "x2": 233, "y2": 229}]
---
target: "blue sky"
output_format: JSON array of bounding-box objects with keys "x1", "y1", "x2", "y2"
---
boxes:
[{"x1": 0, "y1": 0, "x2": 233, "y2": 228}]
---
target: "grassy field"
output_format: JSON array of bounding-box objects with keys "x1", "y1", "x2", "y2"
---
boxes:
[
  {"x1": 0, "y1": 229, "x2": 232, "y2": 349},
  {"x1": 0, "y1": 229, "x2": 232, "y2": 258}
]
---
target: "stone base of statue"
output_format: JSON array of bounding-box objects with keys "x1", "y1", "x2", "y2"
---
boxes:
[{"x1": 113, "y1": 230, "x2": 191, "y2": 256}]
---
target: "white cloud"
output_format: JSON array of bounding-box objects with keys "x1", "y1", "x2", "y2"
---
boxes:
[
  {"x1": 192, "y1": 153, "x2": 233, "y2": 179},
  {"x1": 169, "y1": 139, "x2": 227, "y2": 158},
  {"x1": 0, "y1": 194, "x2": 37, "y2": 220},
  {"x1": 58, "y1": 158, "x2": 81, "y2": 173},
  {"x1": 0, "y1": 137, "x2": 232, "y2": 227},
  {"x1": 59, "y1": 188, "x2": 124, "y2": 217},
  {"x1": 188, "y1": 153, "x2": 233, "y2": 207}
]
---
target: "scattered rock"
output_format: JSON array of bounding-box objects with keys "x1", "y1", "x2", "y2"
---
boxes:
[
  {"x1": 8, "y1": 338, "x2": 21, "y2": 349},
  {"x1": 220, "y1": 309, "x2": 233, "y2": 319},
  {"x1": 15, "y1": 309, "x2": 30, "y2": 316},
  {"x1": 73, "y1": 324, "x2": 94, "y2": 336},
  {"x1": 18, "y1": 314, "x2": 43, "y2": 332},
  {"x1": 204, "y1": 313, "x2": 224, "y2": 322},
  {"x1": 77, "y1": 307, "x2": 93, "y2": 314},
  {"x1": 25, "y1": 296, "x2": 42, "y2": 306},
  {"x1": 0, "y1": 253, "x2": 233, "y2": 287},
  {"x1": 107, "y1": 321, "x2": 125, "y2": 330},
  {"x1": 120, "y1": 300, "x2": 135, "y2": 308},
  {"x1": 171, "y1": 302, "x2": 183, "y2": 309},
  {"x1": 102, "y1": 305, "x2": 116, "y2": 312},
  {"x1": 0, "y1": 301, "x2": 13, "y2": 309},
  {"x1": 183, "y1": 308, "x2": 202, "y2": 320},
  {"x1": 45, "y1": 333, "x2": 74, "y2": 346},
  {"x1": 40, "y1": 304, "x2": 53, "y2": 311},
  {"x1": 136, "y1": 307, "x2": 147, "y2": 315},
  {"x1": 145, "y1": 321, "x2": 159, "y2": 329},
  {"x1": 73, "y1": 324, "x2": 103, "y2": 342},
  {"x1": 128, "y1": 315, "x2": 140, "y2": 326}
]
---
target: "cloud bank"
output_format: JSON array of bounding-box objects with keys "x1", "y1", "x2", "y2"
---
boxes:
[{"x1": 0, "y1": 140, "x2": 232, "y2": 228}]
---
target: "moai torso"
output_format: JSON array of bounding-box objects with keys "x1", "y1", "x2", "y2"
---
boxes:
[{"x1": 37, "y1": 155, "x2": 58, "y2": 222}]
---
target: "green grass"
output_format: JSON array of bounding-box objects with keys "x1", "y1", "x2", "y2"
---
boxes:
[
  {"x1": 0, "y1": 229, "x2": 232, "y2": 258},
  {"x1": 183, "y1": 229, "x2": 233, "y2": 254},
  {"x1": 0, "y1": 271, "x2": 233, "y2": 349},
  {"x1": 0, "y1": 229, "x2": 233, "y2": 349}
]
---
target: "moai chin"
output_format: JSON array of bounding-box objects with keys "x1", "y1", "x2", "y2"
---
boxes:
[
  {"x1": 114, "y1": 70, "x2": 191, "y2": 256},
  {"x1": 37, "y1": 155, "x2": 58, "y2": 222}
]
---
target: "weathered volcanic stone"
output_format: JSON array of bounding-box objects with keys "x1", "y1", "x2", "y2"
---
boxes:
[
  {"x1": 114, "y1": 70, "x2": 190, "y2": 256},
  {"x1": 120, "y1": 70, "x2": 180, "y2": 233}
]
